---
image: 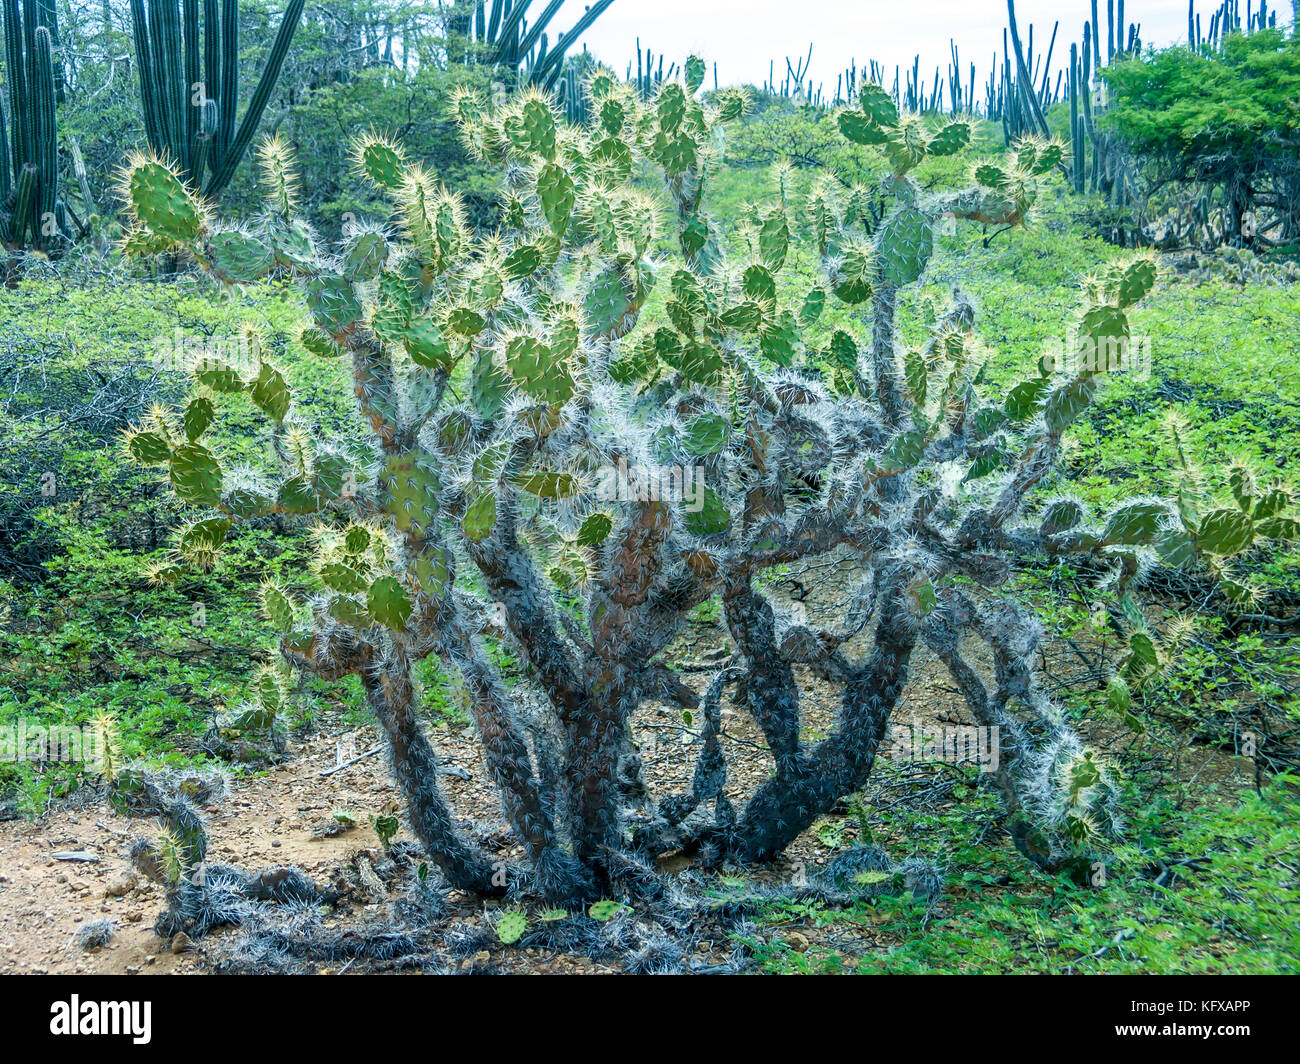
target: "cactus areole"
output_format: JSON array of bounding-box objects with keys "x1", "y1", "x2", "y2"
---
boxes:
[{"x1": 120, "y1": 63, "x2": 1299, "y2": 904}]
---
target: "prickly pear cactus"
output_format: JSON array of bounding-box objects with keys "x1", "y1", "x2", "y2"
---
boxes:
[{"x1": 119, "y1": 68, "x2": 1298, "y2": 907}]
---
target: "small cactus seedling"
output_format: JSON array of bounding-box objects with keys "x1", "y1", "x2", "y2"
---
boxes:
[
  {"x1": 496, "y1": 909, "x2": 528, "y2": 944},
  {"x1": 119, "y1": 64, "x2": 1298, "y2": 905}
]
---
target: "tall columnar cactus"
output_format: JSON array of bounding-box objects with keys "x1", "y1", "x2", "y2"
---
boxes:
[
  {"x1": 1069, "y1": 42, "x2": 1085, "y2": 195},
  {"x1": 1, "y1": 0, "x2": 65, "y2": 253},
  {"x1": 466, "y1": 0, "x2": 617, "y2": 95},
  {"x1": 119, "y1": 60, "x2": 1298, "y2": 906},
  {"x1": 128, "y1": 0, "x2": 305, "y2": 199}
]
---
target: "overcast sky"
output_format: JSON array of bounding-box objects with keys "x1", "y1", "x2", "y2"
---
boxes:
[{"x1": 554, "y1": 0, "x2": 1285, "y2": 96}]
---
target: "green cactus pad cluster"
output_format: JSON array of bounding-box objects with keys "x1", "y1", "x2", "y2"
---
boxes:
[
  {"x1": 113, "y1": 53, "x2": 1300, "y2": 906},
  {"x1": 277, "y1": 453, "x2": 353, "y2": 516}
]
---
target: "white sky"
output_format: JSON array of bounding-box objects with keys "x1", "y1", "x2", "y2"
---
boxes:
[{"x1": 555, "y1": 0, "x2": 1285, "y2": 96}]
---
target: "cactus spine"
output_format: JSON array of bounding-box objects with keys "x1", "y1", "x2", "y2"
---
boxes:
[{"x1": 129, "y1": 0, "x2": 305, "y2": 199}]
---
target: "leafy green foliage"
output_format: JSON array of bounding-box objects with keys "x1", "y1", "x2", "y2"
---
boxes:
[{"x1": 1102, "y1": 29, "x2": 1300, "y2": 240}]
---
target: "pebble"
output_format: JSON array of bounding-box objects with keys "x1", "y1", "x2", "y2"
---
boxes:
[{"x1": 105, "y1": 873, "x2": 138, "y2": 898}]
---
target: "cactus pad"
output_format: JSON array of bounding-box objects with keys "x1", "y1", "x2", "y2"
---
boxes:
[
  {"x1": 404, "y1": 317, "x2": 454, "y2": 370},
  {"x1": 381, "y1": 450, "x2": 442, "y2": 534},
  {"x1": 209, "y1": 230, "x2": 274, "y2": 283},
  {"x1": 876, "y1": 206, "x2": 933, "y2": 287},
  {"x1": 126, "y1": 158, "x2": 205, "y2": 244},
  {"x1": 307, "y1": 275, "x2": 364, "y2": 335},
  {"x1": 366, "y1": 576, "x2": 412, "y2": 630},
  {"x1": 506, "y1": 336, "x2": 575, "y2": 405},
  {"x1": 168, "y1": 443, "x2": 224, "y2": 507}
]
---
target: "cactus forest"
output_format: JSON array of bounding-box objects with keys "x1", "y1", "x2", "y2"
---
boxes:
[{"x1": 1, "y1": 1, "x2": 1298, "y2": 983}]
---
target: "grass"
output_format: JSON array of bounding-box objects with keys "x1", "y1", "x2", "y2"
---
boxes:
[{"x1": 744, "y1": 774, "x2": 1299, "y2": 975}]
